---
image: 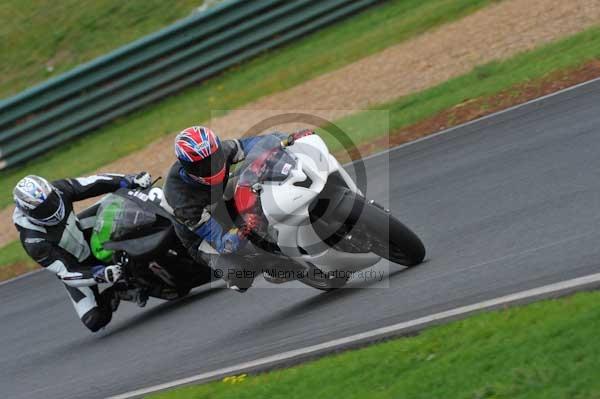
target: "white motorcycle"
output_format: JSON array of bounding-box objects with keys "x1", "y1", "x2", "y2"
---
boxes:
[{"x1": 230, "y1": 133, "x2": 425, "y2": 290}]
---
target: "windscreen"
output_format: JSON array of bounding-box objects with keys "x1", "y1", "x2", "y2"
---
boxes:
[
  {"x1": 90, "y1": 194, "x2": 157, "y2": 261},
  {"x1": 237, "y1": 135, "x2": 297, "y2": 187}
]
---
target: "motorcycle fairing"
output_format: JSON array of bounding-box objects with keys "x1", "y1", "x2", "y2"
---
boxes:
[
  {"x1": 249, "y1": 135, "x2": 381, "y2": 271},
  {"x1": 90, "y1": 188, "x2": 176, "y2": 262}
]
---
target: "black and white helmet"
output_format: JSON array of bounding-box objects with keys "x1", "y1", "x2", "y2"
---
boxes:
[{"x1": 13, "y1": 175, "x2": 65, "y2": 226}]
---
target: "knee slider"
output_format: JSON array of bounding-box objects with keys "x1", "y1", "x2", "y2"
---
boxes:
[{"x1": 81, "y1": 307, "x2": 111, "y2": 332}]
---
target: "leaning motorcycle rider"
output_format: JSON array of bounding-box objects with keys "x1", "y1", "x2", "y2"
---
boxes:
[
  {"x1": 163, "y1": 125, "x2": 313, "y2": 291},
  {"x1": 13, "y1": 172, "x2": 151, "y2": 332}
]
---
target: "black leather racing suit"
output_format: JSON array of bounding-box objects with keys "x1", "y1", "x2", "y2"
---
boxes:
[
  {"x1": 163, "y1": 135, "x2": 283, "y2": 286},
  {"x1": 14, "y1": 174, "x2": 136, "y2": 332}
]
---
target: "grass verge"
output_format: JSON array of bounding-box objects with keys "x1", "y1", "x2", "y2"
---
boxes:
[
  {"x1": 325, "y1": 25, "x2": 600, "y2": 154},
  {"x1": 0, "y1": 0, "x2": 207, "y2": 98},
  {"x1": 0, "y1": 242, "x2": 37, "y2": 281},
  {"x1": 149, "y1": 290, "x2": 600, "y2": 399},
  {"x1": 0, "y1": 0, "x2": 496, "y2": 209}
]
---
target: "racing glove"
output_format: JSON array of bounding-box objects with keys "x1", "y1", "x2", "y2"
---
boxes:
[
  {"x1": 92, "y1": 265, "x2": 123, "y2": 285},
  {"x1": 287, "y1": 129, "x2": 314, "y2": 145},
  {"x1": 221, "y1": 228, "x2": 248, "y2": 254},
  {"x1": 239, "y1": 213, "x2": 260, "y2": 238},
  {"x1": 123, "y1": 171, "x2": 152, "y2": 189}
]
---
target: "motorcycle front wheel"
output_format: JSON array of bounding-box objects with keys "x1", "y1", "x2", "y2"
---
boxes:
[
  {"x1": 313, "y1": 187, "x2": 426, "y2": 267},
  {"x1": 355, "y1": 197, "x2": 425, "y2": 266}
]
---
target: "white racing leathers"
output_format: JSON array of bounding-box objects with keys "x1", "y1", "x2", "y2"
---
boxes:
[{"x1": 13, "y1": 174, "x2": 134, "y2": 332}]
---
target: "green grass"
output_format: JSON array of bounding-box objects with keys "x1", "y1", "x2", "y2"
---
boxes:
[
  {"x1": 0, "y1": 0, "x2": 496, "y2": 210},
  {"x1": 325, "y1": 25, "x2": 600, "y2": 151},
  {"x1": 0, "y1": 239, "x2": 37, "y2": 281},
  {"x1": 150, "y1": 290, "x2": 600, "y2": 399},
  {"x1": 0, "y1": 0, "x2": 208, "y2": 99},
  {"x1": 0, "y1": 240, "x2": 32, "y2": 267}
]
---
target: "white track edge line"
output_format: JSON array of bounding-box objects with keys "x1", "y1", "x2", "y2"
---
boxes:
[
  {"x1": 108, "y1": 271, "x2": 600, "y2": 399},
  {"x1": 3, "y1": 77, "x2": 600, "y2": 289},
  {"x1": 354, "y1": 75, "x2": 600, "y2": 164}
]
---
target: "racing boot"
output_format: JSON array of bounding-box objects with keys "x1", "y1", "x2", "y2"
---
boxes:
[
  {"x1": 223, "y1": 272, "x2": 255, "y2": 292},
  {"x1": 262, "y1": 269, "x2": 297, "y2": 284},
  {"x1": 116, "y1": 288, "x2": 148, "y2": 307},
  {"x1": 99, "y1": 287, "x2": 120, "y2": 313}
]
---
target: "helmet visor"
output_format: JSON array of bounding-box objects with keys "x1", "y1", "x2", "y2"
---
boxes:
[
  {"x1": 29, "y1": 191, "x2": 65, "y2": 225},
  {"x1": 185, "y1": 149, "x2": 226, "y2": 185}
]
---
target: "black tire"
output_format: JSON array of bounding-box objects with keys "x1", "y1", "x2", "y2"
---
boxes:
[
  {"x1": 299, "y1": 264, "x2": 349, "y2": 291},
  {"x1": 312, "y1": 187, "x2": 425, "y2": 267},
  {"x1": 356, "y1": 199, "x2": 425, "y2": 266}
]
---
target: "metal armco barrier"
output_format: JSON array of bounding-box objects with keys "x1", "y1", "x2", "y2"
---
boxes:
[{"x1": 0, "y1": 0, "x2": 380, "y2": 170}]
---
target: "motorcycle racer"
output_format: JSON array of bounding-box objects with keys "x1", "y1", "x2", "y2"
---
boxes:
[
  {"x1": 163, "y1": 126, "x2": 312, "y2": 291},
  {"x1": 13, "y1": 172, "x2": 151, "y2": 332}
]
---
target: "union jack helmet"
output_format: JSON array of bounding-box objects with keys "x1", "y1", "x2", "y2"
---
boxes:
[{"x1": 174, "y1": 126, "x2": 226, "y2": 185}]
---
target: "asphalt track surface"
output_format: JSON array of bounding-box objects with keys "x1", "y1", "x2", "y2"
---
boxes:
[{"x1": 3, "y1": 79, "x2": 600, "y2": 399}]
